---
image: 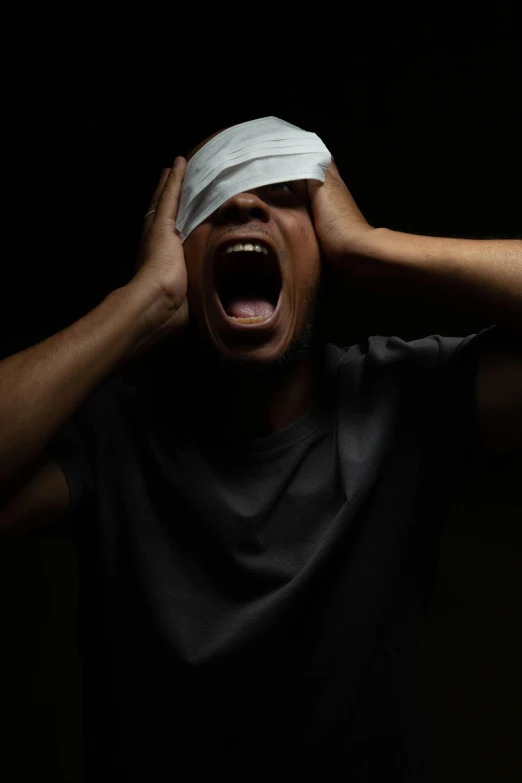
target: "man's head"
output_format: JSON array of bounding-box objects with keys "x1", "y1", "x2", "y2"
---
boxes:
[{"x1": 181, "y1": 126, "x2": 327, "y2": 377}]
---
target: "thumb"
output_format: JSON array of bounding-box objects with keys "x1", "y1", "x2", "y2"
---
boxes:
[{"x1": 307, "y1": 160, "x2": 342, "y2": 198}]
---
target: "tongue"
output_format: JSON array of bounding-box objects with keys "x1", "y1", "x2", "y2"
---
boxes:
[{"x1": 226, "y1": 295, "x2": 275, "y2": 319}]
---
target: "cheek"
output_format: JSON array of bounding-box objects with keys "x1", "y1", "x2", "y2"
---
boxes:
[
  {"x1": 285, "y1": 211, "x2": 320, "y2": 254},
  {"x1": 284, "y1": 216, "x2": 322, "y2": 286}
]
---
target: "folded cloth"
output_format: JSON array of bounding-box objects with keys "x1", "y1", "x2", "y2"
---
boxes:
[{"x1": 175, "y1": 116, "x2": 332, "y2": 242}]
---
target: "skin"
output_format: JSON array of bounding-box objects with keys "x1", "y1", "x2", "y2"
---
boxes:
[{"x1": 176, "y1": 129, "x2": 329, "y2": 442}]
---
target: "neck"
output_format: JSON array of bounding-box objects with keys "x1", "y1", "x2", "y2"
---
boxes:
[{"x1": 191, "y1": 342, "x2": 324, "y2": 441}]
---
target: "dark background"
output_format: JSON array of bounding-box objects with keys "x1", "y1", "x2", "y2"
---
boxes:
[{"x1": 1, "y1": 10, "x2": 521, "y2": 782}]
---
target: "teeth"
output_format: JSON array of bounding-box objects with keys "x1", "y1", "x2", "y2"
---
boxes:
[
  {"x1": 230, "y1": 314, "x2": 271, "y2": 324},
  {"x1": 225, "y1": 243, "x2": 268, "y2": 254}
]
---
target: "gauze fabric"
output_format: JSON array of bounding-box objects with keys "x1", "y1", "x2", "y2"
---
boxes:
[{"x1": 175, "y1": 117, "x2": 332, "y2": 243}]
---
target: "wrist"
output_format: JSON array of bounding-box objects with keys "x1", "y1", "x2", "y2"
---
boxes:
[
  {"x1": 116, "y1": 280, "x2": 184, "y2": 362},
  {"x1": 328, "y1": 225, "x2": 390, "y2": 281}
]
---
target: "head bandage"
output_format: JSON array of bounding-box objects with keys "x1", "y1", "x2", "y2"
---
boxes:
[{"x1": 175, "y1": 116, "x2": 332, "y2": 243}]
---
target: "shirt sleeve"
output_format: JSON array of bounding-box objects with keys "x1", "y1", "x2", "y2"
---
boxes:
[
  {"x1": 370, "y1": 323, "x2": 520, "y2": 486},
  {"x1": 48, "y1": 409, "x2": 95, "y2": 516},
  {"x1": 435, "y1": 323, "x2": 522, "y2": 483}
]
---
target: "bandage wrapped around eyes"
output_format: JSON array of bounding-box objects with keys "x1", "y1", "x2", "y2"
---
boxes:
[{"x1": 175, "y1": 116, "x2": 332, "y2": 243}]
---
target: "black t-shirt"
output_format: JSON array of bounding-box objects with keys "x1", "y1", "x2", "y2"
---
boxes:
[{"x1": 49, "y1": 326, "x2": 512, "y2": 782}]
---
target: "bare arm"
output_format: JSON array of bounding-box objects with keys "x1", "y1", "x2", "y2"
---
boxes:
[
  {"x1": 307, "y1": 161, "x2": 522, "y2": 456},
  {"x1": 0, "y1": 282, "x2": 178, "y2": 516},
  {"x1": 0, "y1": 158, "x2": 189, "y2": 534}
]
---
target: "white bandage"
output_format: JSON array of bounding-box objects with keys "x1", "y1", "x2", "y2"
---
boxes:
[{"x1": 175, "y1": 116, "x2": 332, "y2": 243}]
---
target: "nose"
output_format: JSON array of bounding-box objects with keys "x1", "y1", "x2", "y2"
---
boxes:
[{"x1": 214, "y1": 189, "x2": 270, "y2": 226}]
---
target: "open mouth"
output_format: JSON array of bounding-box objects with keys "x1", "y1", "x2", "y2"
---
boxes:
[{"x1": 213, "y1": 240, "x2": 283, "y2": 325}]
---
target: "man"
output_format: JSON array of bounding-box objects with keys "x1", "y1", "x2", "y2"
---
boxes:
[
  {"x1": 132, "y1": 120, "x2": 334, "y2": 447},
  {"x1": 0, "y1": 117, "x2": 521, "y2": 782}
]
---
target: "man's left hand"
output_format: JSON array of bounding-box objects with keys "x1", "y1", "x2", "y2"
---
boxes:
[{"x1": 307, "y1": 161, "x2": 376, "y2": 273}]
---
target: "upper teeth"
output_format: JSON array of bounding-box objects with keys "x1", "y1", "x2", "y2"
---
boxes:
[{"x1": 225, "y1": 242, "x2": 268, "y2": 254}]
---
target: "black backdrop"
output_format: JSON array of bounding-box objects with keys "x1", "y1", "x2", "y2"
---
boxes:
[
  {"x1": 1, "y1": 10, "x2": 520, "y2": 357},
  {"x1": 1, "y1": 9, "x2": 521, "y2": 782}
]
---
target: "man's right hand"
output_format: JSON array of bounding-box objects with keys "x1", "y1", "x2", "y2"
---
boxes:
[{"x1": 131, "y1": 157, "x2": 190, "y2": 338}]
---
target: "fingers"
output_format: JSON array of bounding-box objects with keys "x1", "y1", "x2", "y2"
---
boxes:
[
  {"x1": 325, "y1": 160, "x2": 342, "y2": 183},
  {"x1": 308, "y1": 160, "x2": 341, "y2": 197},
  {"x1": 155, "y1": 156, "x2": 187, "y2": 224},
  {"x1": 142, "y1": 167, "x2": 171, "y2": 238},
  {"x1": 141, "y1": 157, "x2": 187, "y2": 239}
]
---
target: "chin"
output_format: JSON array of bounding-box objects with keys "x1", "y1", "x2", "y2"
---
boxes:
[{"x1": 191, "y1": 314, "x2": 321, "y2": 381}]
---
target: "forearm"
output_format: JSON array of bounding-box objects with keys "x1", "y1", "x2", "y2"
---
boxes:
[
  {"x1": 0, "y1": 281, "x2": 176, "y2": 505},
  {"x1": 352, "y1": 228, "x2": 522, "y2": 336}
]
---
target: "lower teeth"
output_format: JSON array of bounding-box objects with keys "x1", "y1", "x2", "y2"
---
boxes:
[{"x1": 229, "y1": 314, "x2": 271, "y2": 324}]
